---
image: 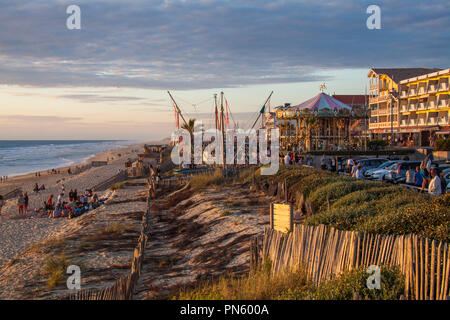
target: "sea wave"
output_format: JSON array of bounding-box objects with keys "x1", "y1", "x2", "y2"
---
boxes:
[{"x1": 0, "y1": 140, "x2": 130, "y2": 177}]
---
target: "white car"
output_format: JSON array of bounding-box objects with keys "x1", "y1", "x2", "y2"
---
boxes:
[{"x1": 364, "y1": 161, "x2": 397, "y2": 180}]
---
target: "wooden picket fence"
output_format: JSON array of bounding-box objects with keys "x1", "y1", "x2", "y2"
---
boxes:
[
  {"x1": 66, "y1": 187, "x2": 151, "y2": 300},
  {"x1": 252, "y1": 224, "x2": 449, "y2": 300}
]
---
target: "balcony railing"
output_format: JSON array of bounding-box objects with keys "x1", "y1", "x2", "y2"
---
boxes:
[
  {"x1": 428, "y1": 117, "x2": 437, "y2": 125},
  {"x1": 418, "y1": 86, "x2": 427, "y2": 95},
  {"x1": 400, "y1": 119, "x2": 408, "y2": 126},
  {"x1": 428, "y1": 84, "x2": 437, "y2": 93},
  {"x1": 400, "y1": 91, "x2": 408, "y2": 98},
  {"x1": 418, "y1": 102, "x2": 427, "y2": 110},
  {"x1": 409, "y1": 89, "x2": 417, "y2": 97},
  {"x1": 400, "y1": 104, "x2": 408, "y2": 112},
  {"x1": 408, "y1": 103, "x2": 417, "y2": 111},
  {"x1": 427, "y1": 100, "x2": 436, "y2": 109},
  {"x1": 438, "y1": 117, "x2": 448, "y2": 125},
  {"x1": 418, "y1": 118, "x2": 426, "y2": 125},
  {"x1": 439, "y1": 82, "x2": 449, "y2": 91},
  {"x1": 438, "y1": 99, "x2": 449, "y2": 108},
  {"x1": 409, "y1": 119, "x2": 417, "y2": 126}
]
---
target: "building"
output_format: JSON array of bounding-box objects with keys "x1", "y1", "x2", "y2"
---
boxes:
[
  {"x1": 398, "y1": 69, "x2": 450, "y2": 146},
  {"x1": 367, "y1": 68, "x2": 442, "y2": 145}
]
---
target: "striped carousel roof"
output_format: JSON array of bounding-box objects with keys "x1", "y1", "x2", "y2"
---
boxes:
[{"x1": 291, "y1": 93, "x2": 353, "y2": 112}]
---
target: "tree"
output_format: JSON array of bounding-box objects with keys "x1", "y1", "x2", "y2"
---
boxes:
[{"x1": 181, "y1": 118, "x2": 196, "y2": 165}]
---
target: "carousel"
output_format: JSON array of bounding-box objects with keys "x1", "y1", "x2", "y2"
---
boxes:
[{"x1": 275, "y1": 92, "x2": 360, "y2": 152}]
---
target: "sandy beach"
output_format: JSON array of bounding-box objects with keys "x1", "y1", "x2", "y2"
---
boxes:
[{"x1": 0, "y1": 141, "x2": 150, "y2": 267}]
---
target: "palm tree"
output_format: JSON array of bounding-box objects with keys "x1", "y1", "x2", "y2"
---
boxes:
[
  {"x1": 181, "y1": 118, "x2": 196, "y2": 166},
  {"x1": 181, "y1": 118, "x2": 196, "y2": 136}
]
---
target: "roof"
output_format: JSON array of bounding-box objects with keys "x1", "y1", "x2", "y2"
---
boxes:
[
  {"x1": 399, "y1": 68, "x2": 450, "y2": 84},
  {"x1": 332, "y1": 95, "x2": 368, "y2": 105},
  {"x1": 292, "y1": 93, "x2": 352, "y2": 112},
  {"x1": 368, "y1": 68, "x2": 442, "y2": 83}
]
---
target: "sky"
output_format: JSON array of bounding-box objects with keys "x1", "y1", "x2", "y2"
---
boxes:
[{"x1": 0, "y1": 0, "x2": 449, "y2": 140}]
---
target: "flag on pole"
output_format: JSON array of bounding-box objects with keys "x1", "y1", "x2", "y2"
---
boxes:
[{"x1": 225, "y1": 99, "x2": 230, "y2": 125}]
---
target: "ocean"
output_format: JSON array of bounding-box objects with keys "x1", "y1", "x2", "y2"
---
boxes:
[{"x1": 0, "y1": 140, "x2": 131, "y2": 177}]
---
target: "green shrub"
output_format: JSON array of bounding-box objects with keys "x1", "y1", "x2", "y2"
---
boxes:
[
  {"x1": 309, "y1": 266, "x2": 404, "y2": 300},
  {"x1": 43, "y1": 253, "x2": 71, "y2": 289},
  {"x1": 309, "y1": 180, "x2": 381, "y2": 212}
]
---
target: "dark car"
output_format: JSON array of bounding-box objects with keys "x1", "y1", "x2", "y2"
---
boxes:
[{"x1": 384, "y1": 161, "x2": 421, "y2": 184}]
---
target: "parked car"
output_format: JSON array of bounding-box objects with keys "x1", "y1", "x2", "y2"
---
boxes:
[
  {"x1": 355, "y1": 158, "x2": 388, "y2": 175},
  {"x1": 384, "y1": 161, "x2": 421, "y2": 184},
  {"x1": 364, "y1": 160, "x2": 398, "y2": 179}
]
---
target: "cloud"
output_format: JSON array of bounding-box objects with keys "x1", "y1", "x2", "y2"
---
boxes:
[
  {"x1": 0, "y1": 114, "x2": 83, "y2": 123},
  {"x1": 0, "y1": 0, "x2": 448, "y2": 89},
  {"x1": 58, "y1": 94, "x2": 147, "y2": 103}
]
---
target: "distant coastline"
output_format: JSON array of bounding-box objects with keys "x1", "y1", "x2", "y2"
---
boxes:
[{"x1": 0, "y1": 140, "x2": 137, "y2": 178}]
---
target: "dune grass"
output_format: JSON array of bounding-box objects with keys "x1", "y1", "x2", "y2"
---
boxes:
[
  {"x1": 173, "y1": 260, "x2": 404, "y2": 300},
  {"x1": 43, "y1": 253, "x2": 72, "y2": 289}
]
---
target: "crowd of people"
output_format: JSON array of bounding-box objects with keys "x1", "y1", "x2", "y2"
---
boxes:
[
  {"x1": 40, "y1": 188, "x2": 106, "y2": 219},
  {"x1": 0, "y1": 176, "x2": 9, "y2": 182},
  {"x1": 283, "y1": 153, "x2": 314, "y2": 167},
  {"x1": 0, "y1": 186, "x2": 107, "y2": 219}
]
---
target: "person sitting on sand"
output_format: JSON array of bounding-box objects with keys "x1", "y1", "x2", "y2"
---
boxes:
[
  {"x1": 40, "y1": 184, "x2": 45, "y2": 191},
  {"x1": 33, "y1": 183, "x2": 39, "y2": 194},
  {"x1": 18, "y1": 193, "x2": 25, "y2": 215},
  {"x1": 53, "y1": 204, "x2": 62, "y2": 218}
]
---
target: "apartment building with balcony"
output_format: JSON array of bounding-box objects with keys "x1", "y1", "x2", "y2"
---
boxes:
[
  {"x1": 367, "y1": 68, "x2": 442, "y2": 146},
  {"x1": 398, "y1": 68, "x2": 450, "y2": 146}
]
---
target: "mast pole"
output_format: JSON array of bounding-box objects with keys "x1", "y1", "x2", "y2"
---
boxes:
[
  {"x1": 214, "y1": 93, "x2": 218, "y2": 131},
  {"x1": 220, "y1": 92, "x2": 225, "y2": 169},
  {"x1": 168, "y1": 91, "x2": 189, "y2": 129},
  {"x1": 251, "y1": 91, "x2": 274, "y2": 129}
]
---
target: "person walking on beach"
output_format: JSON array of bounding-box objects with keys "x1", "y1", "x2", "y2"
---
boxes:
[
  {"x1": 351, "y1": 162, "x2": 358, "y2": 178},
  {"x1": 24, "y1": 192, "x2": 29, "y2": 214},
  {"x1": 355, "y1": 165, "x2": 365, "y2": 180},
  {"x1": 0, "y1": 195, "x2": 4, "y2": 215},
  {"x1": 428, "y1": 168, "x2": 442, "y2": 195},
  {"x1": 18, "y1": 193, "x2": 25, "y2": 215},
  {"x1": 440, "y1": 170, "x2": 447, "y2": 194},
  {"x1": 284, "y1": 153, "x2": 291, "y2": 166},
  {"x1": 413, "y1": 166, "x2": 423, "y2": 188},
  {"x1": 320, "y1": 154, "x2": 327, "y2": 170}
]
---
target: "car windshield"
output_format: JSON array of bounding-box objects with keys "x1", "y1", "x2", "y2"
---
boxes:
[
  {"x1": 387, "y1": 163, "x2": 399, "y2": 170},
  {"x1": 378, "y1": 161, "x2": 392, "y2": 169}
]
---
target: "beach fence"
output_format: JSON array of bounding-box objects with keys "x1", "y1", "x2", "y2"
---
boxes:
[
  {"x1": 67, "y1": 185, "x2": 152, "y2": 300},
  {"x1": 91, "y1": 171, "x2": 128, "y2": 192},
  {"x1": 251, "y1": 224, "x2": 449, "y2": 300},
  {"x1": 2, "y1": 188, "x2": 23, "y2": 200}
]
